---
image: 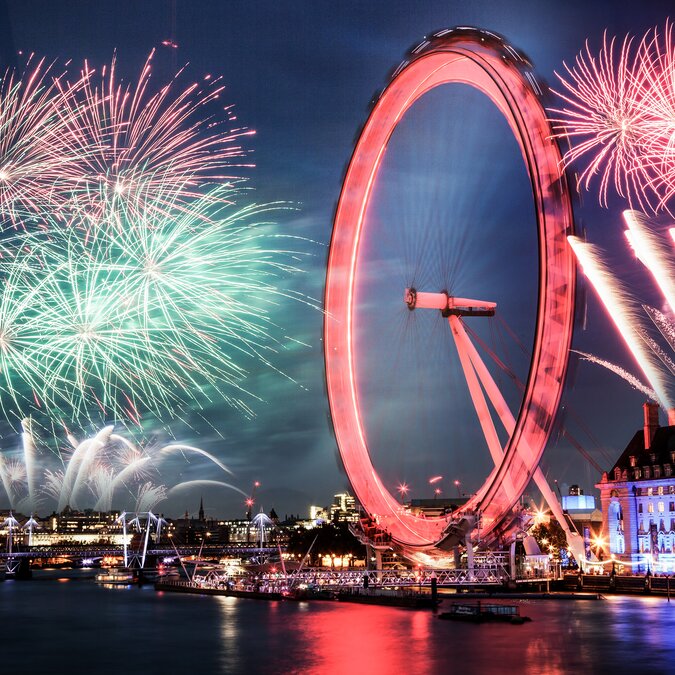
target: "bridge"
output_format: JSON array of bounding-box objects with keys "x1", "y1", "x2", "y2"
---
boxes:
[
  {"x1": 0, "y1": 544, "x2": 279, "y2": 560},
  {"x1": 0, "y1": 544, "x2": 280, "y2": 577}
]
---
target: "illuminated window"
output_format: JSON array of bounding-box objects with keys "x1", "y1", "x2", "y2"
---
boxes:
[
  {"x1": 648, "y1": 487, "x2": 654, "y2": 496},
  {"x1": 659, "y1": 486, "x2": 664, "y2": 495},
  {"x1": 648, "y1": 502, "x2": 654, "y2": 513},
  {"x1": 635, "y1": 469, "x2": 642, "y2": 479},
  {"x1": 659, "y1": 501, "x2": 665, "y2": 513},
  {"x1": 630, "y1": 456, "x2": 637, "y2": 467},
  {"x1": 670, "y1": 485, "x2": 675, "y2": 494}
]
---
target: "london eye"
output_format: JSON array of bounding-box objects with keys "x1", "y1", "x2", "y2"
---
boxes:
[{"x1": 324, "y1": 28, "x2": 577, "y2": 561}]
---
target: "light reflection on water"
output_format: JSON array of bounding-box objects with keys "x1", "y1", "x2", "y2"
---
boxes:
[{"x1": 1, "y1": 573, "x2": 675, "y2": 674}]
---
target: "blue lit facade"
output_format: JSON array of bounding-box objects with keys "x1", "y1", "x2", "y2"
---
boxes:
[{"x1": 596, "y1": 403, "x2": 675, "y2": 572}]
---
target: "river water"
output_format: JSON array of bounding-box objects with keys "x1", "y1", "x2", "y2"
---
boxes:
[{"x1": 1, "y1": 570, "x2": 674, "y2": 674}]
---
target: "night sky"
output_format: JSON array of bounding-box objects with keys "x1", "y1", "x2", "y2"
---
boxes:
[{"x1": 2, "y1": 0, "x2": 674, "y2": 518}]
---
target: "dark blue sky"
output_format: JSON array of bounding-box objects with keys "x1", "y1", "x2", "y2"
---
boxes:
[{"x1": 3, "y1": 0, "x2": 674, "y2": 518}]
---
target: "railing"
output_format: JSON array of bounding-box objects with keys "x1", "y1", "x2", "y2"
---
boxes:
[{"x1": 275, "y1": 566, "x2": 510, "y2": 587}]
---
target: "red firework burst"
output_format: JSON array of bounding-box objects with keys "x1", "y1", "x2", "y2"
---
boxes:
[
  {"x1": 0, "y1": 56, "x2": 90, "y2": 229},
  {"x1": 550, "y1": 31, "x2": 658, "y2": 210},
  {"x1": 66, "y1": 50, "x2": 255, "y2": 228},
  {"x1": 551, "y1": 22, "x2": 675, "y2": 215}
]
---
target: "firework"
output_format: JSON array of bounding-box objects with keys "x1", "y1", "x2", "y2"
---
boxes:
[
  {"x1": 568, "y1": 235, "x2": 673, "y2": 409},
  {"x1": 0, "y1": 422, "x2": 244, "y2": 513},
  {"x1": 551, "y1": 23, "x2": 675, "y2": 213},
  {"x1": 64, "y1": 51, "x2": 254, "y2": 227},
  {"x1": 644, "y1": 305, "x2": 675, "y2": 351},
  {"x1": 624, "y1": 210, "x2": 675, "y2": 312},
  {"x1": 0, "y1": 189, "x2": 306, "y2": 425},
  {"x1": 573, "y1": 350, "x2": 658, "y2": 399},
  {"x1": 551, "y1": 32, "x2": 655, "y2": 209},
  {"x1": 0, "y1": 52, "x2": 312, "y2": 432},
  {"x1": 0, "y1": 56, "x2": 92, "y2": 228}
]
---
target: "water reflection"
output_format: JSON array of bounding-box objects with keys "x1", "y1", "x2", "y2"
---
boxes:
[
  {"x1": 217, "y1": 596, "x2": 241, "y2": 671},
  {"x1": 1, "y1": 576, "x2": 675, "y2": 674}
]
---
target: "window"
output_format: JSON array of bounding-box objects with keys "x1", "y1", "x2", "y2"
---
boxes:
[
  {"x1": 639, "y1": 503, "x2": 644, "y2": 513},
  {"x1": 636, "y1": 487, "x2": 643, "y2": 496},
  {"x1": 630, "y1": 455, "x2": 637, "y2": 467},
  {"x1": 670, "y1": 485, "x2": 675, "y2": 494},
  {"x1": 655, "y1": 467, "x2": 662, "y2": 479},
  {"x1": 635, "y1": 469, "x2": 642, "y2": 480},
  {"x1": 650, "y1": 453, "x2": 657, "y2": 463},
  {"x1": 670, "y1": 502, "x2": 675, "y2": 512},
  {"x1": 659, "y1": 485, "x2": 664, "y2": 495},
  {"x1": 614, "y1": 468, "x2": 621, "y2": 481},
  {"x1": 658, "y1": 501, "x2": 665, "y2": 513},
  {"x1": 645, "y1": 467, "x2": 651, "y2": 479},
  {"x1": 648, "y1": 487, "x2": 654, "y2": 496},
  {"x1": 648, "y1": 502, "x2": 654, "y2": 513},
  {"x1": 666, "y1": 464, "x2": 673, "y2": 477}
]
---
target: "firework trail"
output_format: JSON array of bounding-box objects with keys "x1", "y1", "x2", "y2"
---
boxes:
[
  {"x1": 552, "y1": 22, "x2": 675, "y2": 214},
  {"x1": 644, "y1": 304, "x2": 675, "y2": 352},
  {"x1": 0, "y1": 423, "x2": 241, "y2": 513},
  {"x1": 572, "y1": 351, "x2": 658, "y2": 399},
  {"x1": 166, "y1": 479, "x2": 247, "y2": 500},
  {"x1": 568, "y1": 235, "x2": 673, "y2": 409},
  {"x1": 624, "y1": 209, "x2": 675, "y2": 312}
]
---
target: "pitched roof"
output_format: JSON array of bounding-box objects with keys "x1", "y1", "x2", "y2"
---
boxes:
[{"x1": 607, "y1": 425, "x2": 675, "y2": 477}]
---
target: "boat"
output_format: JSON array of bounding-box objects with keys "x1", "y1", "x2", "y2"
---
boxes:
[
  {"x1": 286, "y1": 583, "x2": 336, "y2": 601},
  {"x1": 155, "y1": 578, "x2": 284, "y2": 600},
  {"x1": 439, "y1": 602, "x2": 531, "y2": 623},
  {"x1": 95, "y1": 568, "x2": 139, "y2": 585}
]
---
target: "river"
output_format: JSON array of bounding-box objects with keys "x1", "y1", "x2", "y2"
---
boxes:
[{"x1": 1, "y1": 570, "x2": 674, "y2": 674}]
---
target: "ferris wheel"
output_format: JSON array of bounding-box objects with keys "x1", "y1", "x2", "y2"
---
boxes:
[{"x1": 324, "y1": 28, "x2": 576, "y2": 557}]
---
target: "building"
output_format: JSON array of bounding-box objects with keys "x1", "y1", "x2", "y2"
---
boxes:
[
  {"x1": 309, "y1": 505, "x2": 328, "y2": 523},
  {"x1": 329, "y1": 493, "x2": 359, "y2": 523},
  {"x1": 561, "y1": 485, "x2": 602, "y2": 559},
  {"x1": 596, "y1": 402, "x2": 675, "y2": 572}
]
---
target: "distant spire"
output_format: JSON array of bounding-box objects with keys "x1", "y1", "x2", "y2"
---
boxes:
[{"x1": 198, "y1": 497, "x2": 204, "y2": 522}]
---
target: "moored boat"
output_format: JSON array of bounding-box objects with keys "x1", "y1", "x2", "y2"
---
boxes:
[
  {"x1": 95, "y1": 567, "x2": 139, "y2": 585},
  {"x1": 439, "y1": 602, "x2": 531, "y2": 623}
]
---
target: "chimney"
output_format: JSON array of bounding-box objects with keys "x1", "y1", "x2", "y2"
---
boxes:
[
  {"x1": 669, "y1": 408, "x2": 675, "y2": 427},
  {"x1": 643, "y1": 402, "x2": 660, "y2": 450}
]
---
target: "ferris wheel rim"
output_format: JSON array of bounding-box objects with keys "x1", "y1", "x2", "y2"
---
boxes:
[{"x1": 324, "y1": 27, "x2": 575, "y2": 552}]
